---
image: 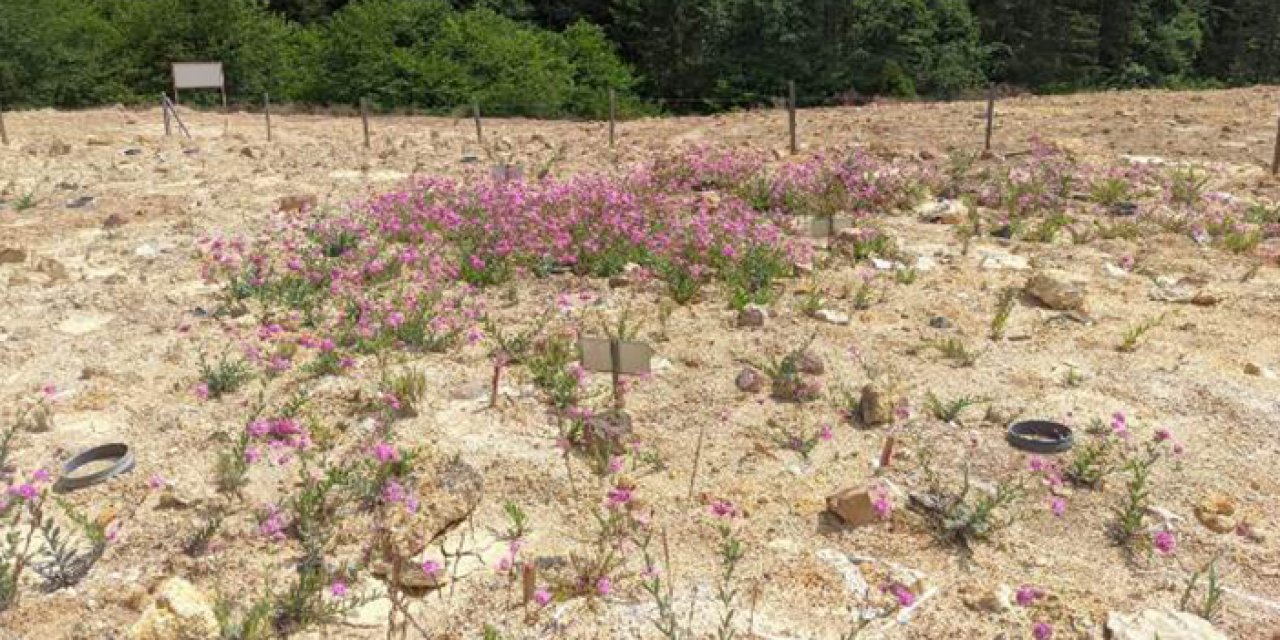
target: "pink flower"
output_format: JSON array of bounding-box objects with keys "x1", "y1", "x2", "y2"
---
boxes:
[
  {"x1": 893, "y1": 403, "x2": 911, "y2": 423},
  {"x1": 596, "y1": 576, "x2": 612, "y2": 596},
  {"x1": 818, "y1": 424, "x2": 834, "y2": 442},
  {"x1": 496, "y1": 555, "x2": 513, "y2": 573},
  {"x1": 381, "y1": 479, "x2": 406, "y2": 504},
  {"x1": 8, "y1": 484, "x2": 37, "y2": 500},
  {"x1": 872, "y1": 487, "x2": 894, "y2": 520},
  {"x1": 148, "y1": 473, "x2": 167, "y2": 489},
  {"x1": 606, "y1": 486, "x2": 633, "y2": 508},
  {"x1": 40, "y1": 382, "x2": 57, "y2": 397},
  {"x1": 194, "y1": 382, "x2": 210, "y2": 401},
  {"x1": 1153, "y1": 427, "x2": 1172, "y2": 442},
  {"x1": 245, "y1": 446, "x2": 262, "y2": 464},
  {"x1": 330, "y1": 581, "x2": 348, "y2": 597},
  {"x1": 1110, "y1": 411, "x2": 1130, "y2": 439},
  {"x1": 1033, "y1": 621, "x2": 1053, "y2": 640},
  {"x1": 247, "y1": 419, "x2": 270, "y2": 438},
  {"x1": 372, "y1": 442, "x2": 398, "y2": 464},
  {"x1": 1152, "y1": 530, "x2": 1176, "y2": 555},
  {"x1": 32, "y1": 469, "x2": 50, "y2": 484},
  {"x1": 710, "y1": 500, "x2": 737, "y2": 518},
  {"x1": 422, "y1": 559, "x2": 442, "y2": 578},
  {"x1": 1028, "y1": 455, "x2": 1046, "y2": 473},
  {"x1": 1049, "y1": 497, "x2": 1066, "y2": 517},
  {"x1": 886, "y1": 583, "x2": 916, "y2": 608},
  {"x1": 534, "y1": 587, "x2": 552, "y2": 607},
  {"x1": 606, "y1": 456, "x2": 625, "y2": 474},
  {"x1": 1016, "y1": 585, "x2": 1043, "y2": 606}
]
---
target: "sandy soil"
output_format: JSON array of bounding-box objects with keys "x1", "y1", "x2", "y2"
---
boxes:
[{"x1": 2, "y1": 87, "x2": 1280, "y2": 639}]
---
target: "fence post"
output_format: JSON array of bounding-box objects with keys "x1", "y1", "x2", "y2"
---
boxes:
[
  {"x1": 1272, "y1": 99, "x2": 1280, "y2": 176},
  {"x1": 472, "y1": 100, "x2": 483, "y2": 144},
  {"x1": 264, "y1": 93, "x2": 272, "y2": 143},
  {"x1": 1, "y1": 104, "x2": 10, "y2": 146},
  {"x1": 163, "y1": 95, "x2": 171, "y2": 137},
  {"x1": 788, "y1": 80, "x2": 798, "y2": 155},
  {"x1": 360, "y1": 98, "x2": 370, "y2": 149},
  {"x1": 984, "y1": 84, "x2": 996, "y2": 155},
  {"x1": 608, "y1": 88, "x2": 617, "y2": 148}
]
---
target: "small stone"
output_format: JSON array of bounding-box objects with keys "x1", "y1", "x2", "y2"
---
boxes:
[
  {"x1": 859, "y1": 383, "x2": 900, "y2": 426},
  {"x1": 1243, "y1": 362, "x2": 1277, "y2": 379},
  {"x1": 0, "y1": 247, "x2": 26, "y2": 264},
  {"x1": 928, "y1": 316, "x2": 951, "y2": 329},
  {"x1": 813, "y1": 309, "x2": 850, "y2": 325},
  {"x1": 122, "y1": 148, "x2": 143, "y2": 156},
  {"x1": 735, "y1": 367, "x2": 765, "y2": 393},
  {"x1": 102, "y1": 213, "x2": 128, "y2": 229},
  {"x1": 86, "y1": 135, "x2": 111, "y2": 146},
  {"x1": 916, "y1": 198, "x2": 969, "y2": 224},
  {"x1": 239, "y1": 146, "x2": 261, "y2": 159},
  {"x1": 1190, "y1": 292, "x2": 1219, "y2": 307},
  {"x1": 127, "y1": 577, "x2": 219, "y2": 640},
  {"x1": 794, "y1": 351, "x2": 824, "y2": 375},
  {"x1": 34, "y1": 257, "x2": 69, "y2": 281},
  {"x1": 448, "y1": 381, "x2": 488, "y2": 401},
  {"x1": 978, "y1": 249, "x2": 1031, "y2": 271},
  {"x1": 1105, "y1": 608, "x2": 1229, "y2": 640},
  {"x1": 736, "y1": 304, "x2": 767, "y2": 328},
  {"x1": 385, "y1": 457, "x2": 484, "y2": 559},
  {"x1": 276, "y1": 194, "x2": 317, "y2": 213},
  {"x1": 1104, "y1": 263, "x2": 1129, "y2": 278},
  {"x1": 826, "y1": 488, "x2": 882, "y2": 528},
  {"x1": 135, "y1": 244, "x2": 160, "y2": 259},
  {"x1": 1025, "y1": 273, "x2": 1086, "y2": 311},
  {"x1": 65, "y1": 195, "x2": 95, "y2": 209},
  {"x1": 962, "y1": 583, "x2": 1014, "y2": 614},
  {"x1": 1194, "y1": 495, "x2": 1237, "y2": 534}
]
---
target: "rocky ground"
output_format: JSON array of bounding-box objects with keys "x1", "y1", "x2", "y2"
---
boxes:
[{"x1": 2, "y1": 87, "x2": 1280, "y2": 639}]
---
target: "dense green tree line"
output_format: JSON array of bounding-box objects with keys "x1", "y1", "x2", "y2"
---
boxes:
[{"x1": 1, "y1": 0, "x2": 1277, "y2": 115}]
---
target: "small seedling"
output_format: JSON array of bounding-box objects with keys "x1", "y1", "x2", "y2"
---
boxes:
[
  {"x1": 198, "y1": 353, "x2": 254, "y2": 399},
  {"x1": 989, "y1": 287, "x2": 1017, "y2": 340},
  {"x1": 1064, "y1": 436, "x2": 1118, "y2": 489},
  {"x1": 912, "y1": 454, "x2": 1021, "y2": 549},
  {"x1": 13, "y1": 192, "x2": 36, "y2": 211},
  {"x1": 502, "y1": 501, "x2": 529, "y2": 540},
  {"x1": 923, "y1": 392, "x2": 988, "y2": 425},
  {"x1": 1117, "y1": 313, "x2": 1167, "y2": 353},
  {"x1": 1168, "y1": 166, "x2": 1209, "y2": 206},
  {"x1": 757, "y1": 335, "x2": 822, "y2": 403},
  {"x1": 380, "y1": 368, "x2": 427, "y2": 417},
  {"x1": 1180, "y1": 555, "x2": 1226, "y2": 622},
  {"x1": 929, "y1": 337, "x2": 982, "y2": 367},
  {"x1": 894, "y1": 266, "x2": 918, "y2": 285},
  {"x1": 1063, "y1": 366, "x2": 1085, "y2": 387},
  {"x1": 183, "y1": 513, "x2": 224, "y2": 558}
]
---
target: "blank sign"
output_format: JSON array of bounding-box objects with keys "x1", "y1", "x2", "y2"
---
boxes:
[{"x1": 172, "y1": 62, "x2": 224, "y2": 89}]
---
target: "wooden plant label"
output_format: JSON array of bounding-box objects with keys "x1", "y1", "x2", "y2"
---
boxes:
[
  {"x1": 578, "y1": 337, "x2": 653, "y2": 375},
  {"x1": 805, "y1": 215, "x2": 854, "y2": 238}
]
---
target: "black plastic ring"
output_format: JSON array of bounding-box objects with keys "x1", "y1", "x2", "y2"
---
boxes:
[
  {"x1": 53, "y1": 443, "x2": 135, "y2": 493},
  {"x1": 1006, "y1": 421, "x2": 1074, "y2": 454}
]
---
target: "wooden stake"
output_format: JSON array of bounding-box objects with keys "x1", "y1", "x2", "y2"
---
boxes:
[
  {"x1": 264, "y1": 93, "x2": 272, "y2": 142},
  {"x1": 1272, "y1": 100, "x2": 1280, "y2": 176},
  {"x1": 878, "y1": 435, "x2": 896, "y2": 470},
  {"x1": 163, "y1": 97, "x2": 171, "y2": 137},
  {"x1": 521, "y1": 563, "x2": 536, "y2": 605},
  {"x1": 608, "y1": 88, "x2": 617, "y2": 148},
  {"x1": 163, "y1": 95, "x2": 191, "y2": 139},
  {"x1": 788, "y1": 80, "x2": 798, "y2": 155},
  {"x1": 984, "y1": 84, "x2": 996, "y2": 154},
  {"x1": 360, "y1": 98, "x2": 370, "y2": 149},
  {"x1": 472, "y1": 100, "x2": 483, "y2": 144},
  {"x1": 0, "y1": 106, "x2": 8, "y2": 146},
  {"x1": 609, "y1": 338, "x2": 623, "y2": 410}
]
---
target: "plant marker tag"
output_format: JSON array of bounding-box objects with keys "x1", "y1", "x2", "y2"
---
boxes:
[
  {"x1": 579, "y1": 337, "x2": 652, "y2": 375},
  {"x1": 491, "y1": 164, "x2": 524, "y2": 182},
  {"x1": 805, "y1": 215, "x2": 854, "y2": 238}
]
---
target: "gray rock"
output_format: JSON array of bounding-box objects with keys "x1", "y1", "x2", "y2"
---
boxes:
[
  {"x1": 1105, "y1": 608, "x2": 1228, "y2": 640},
  {"x1": 1025, "y1": 273, "x2": 1086, "y2": 311},
  {"x1": 735, "y1": 367, "x2": 765, "y2": 393},
  {"x1": 736, "y1": 304, "x2": 768, "y2": 328}
]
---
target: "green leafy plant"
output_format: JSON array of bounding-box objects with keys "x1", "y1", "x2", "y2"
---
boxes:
[
  {"x1": 757, "y1": 336, "x2": 822, "y2": 403},
  {"x1": 923, "y1": 392, "x2": 988, "y2": 425},
  {"x1": 379, "y1": 367, "x2": 427, "y2": 418},
  {"x1": 33, "y1": 499, "x2": 106, "y2": 591},
  {"x1": 1118, "y1": 313, "x2": 1167, "y2": 353},
  {"x1": 527, "y1": 330, "x2": 582, "y2": 410},
  {"x1": 711, "y1": 517, "x2": 745, "y2": 640},
  {"x1": 1180, "y1": 555, "x2": 1226, "y2": 623},
  {"x1": 929, "y1": 337, "x2": 982, "y2": 367},
  {"x1": 183, "y1": 513, "x2": 224, "y2": 558},
  {"x1": 989, "y1": 287, "x2": 1017, "y2": 340},
  {"x1": 502, "y1": 500, "x2": 529, "y2": 540},
  {"x1": 1168, "y1": 167, "x2": 1209, "y2": 206},
  {"x1": 199, "y1": 353, "x2": 254, "y2": 399}
]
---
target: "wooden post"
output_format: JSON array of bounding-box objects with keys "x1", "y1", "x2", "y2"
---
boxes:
[
  {"x1": 360, "y1": 98, "x2": 370, "y2": 149},
  {"x1": 984, "y1": 84, "x2": 996, "y2": 154},
  {"x1": 521, "y1": 563, "x2": 536, "y2": 605},
  {"x1": 162, "y1": 95, "x2": 172, "y2": 137},
  {"x1": 0, "y1": 106, "x2": 7, "y2": 146},
  {"x1": 164, "y1": 95, "x2": 191, "y2": 139},
  {"x1": 472, "y1": 100, "x2": 483, "y2": 144},
  {"x1": 609, "y1": 339, "x2": 623, "y2": 411},
  {"x1": 264, "y1": 93, "x2": 272, "y2": 142},
  {"x1": 1272, "y1": 100, "x2": 1280, "y2": 176},
  {"x1": 608, "y1": 88, "x2": 617, "y2": 148},
  {"x1": 788, "y1": 80, "x2": 798, "y2": 155}
]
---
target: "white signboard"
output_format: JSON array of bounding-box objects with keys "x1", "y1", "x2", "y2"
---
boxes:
[{"x1": 172, "y1": 62, "x2": 224, "y2": 89}]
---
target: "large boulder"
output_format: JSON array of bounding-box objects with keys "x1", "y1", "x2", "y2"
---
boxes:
[
  {"x1": 128, "y1": 577, "x2": 219, "y2": 640},
  {"x1": 1105, "y1": 608, "x2": 1228, "y2": 640}
]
